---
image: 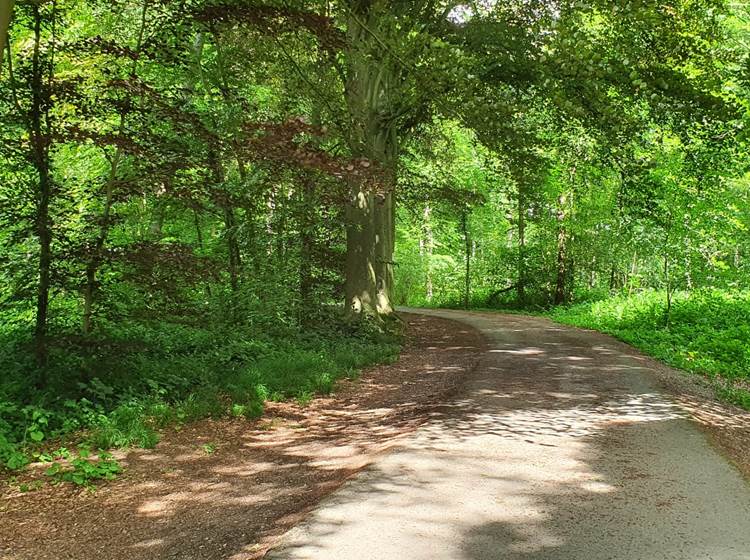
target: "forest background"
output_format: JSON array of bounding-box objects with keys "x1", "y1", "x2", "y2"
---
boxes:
[{"x1": 0, "y1": 0, "x2": 748, "y2": 479}]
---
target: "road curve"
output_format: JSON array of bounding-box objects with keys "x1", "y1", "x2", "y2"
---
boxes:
[{"x1": 267, "y1": 309, "x2": 750, "y2": 560}]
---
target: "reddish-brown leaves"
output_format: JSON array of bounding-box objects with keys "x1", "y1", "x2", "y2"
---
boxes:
[
  {"x1": 119, "y1": 241, "x2": 221, "y2": 290},
  {"x1": 240, "y1": 117, "x2": 387, "y2": 190},
  {"x1": 67, "y1": 36, "x2": 141, "y2": 61},
  {"x1": 55, "y1": 125, "x2": 143, "y2": 154},
  {"x1": 193, "y1": 3, "x2": 346, "y2": 52}
]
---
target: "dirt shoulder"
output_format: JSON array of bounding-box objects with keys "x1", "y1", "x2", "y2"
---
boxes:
[{"x1": 0, "y1": 313, "x2": 486, "y2": 560}]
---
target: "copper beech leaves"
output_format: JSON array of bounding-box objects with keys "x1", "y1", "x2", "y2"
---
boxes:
[
  {"x1": 241, "y1": 117, "x2": 385, "y2": 192},
  {"x1": 192, "y1": 2, "x2": 346, "y2": 53}
]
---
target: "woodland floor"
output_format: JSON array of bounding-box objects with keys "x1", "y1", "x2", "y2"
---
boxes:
[
  {"x1": 0, "y1": 313, "x2": 486, "y2": 560},
  {"x1": 2, "y1": 311, "x2": 750, "y2": 559},
  {"x1": 266, "y1": 309, "x2": 750, "y2": 560}
]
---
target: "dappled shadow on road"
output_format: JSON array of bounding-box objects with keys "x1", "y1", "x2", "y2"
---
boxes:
[
  {"x1": 0, "y1": 314, "x2": 486, "y2": 560},
  {"x1": 270, "y1": 394, "x2": 750, "y2": 559},
  {"x1": 266, "y1": 311, "x2": 750, "y2": 560}
]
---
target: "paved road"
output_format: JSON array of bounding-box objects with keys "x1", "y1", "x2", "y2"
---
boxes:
[{"x1": 267, "y1": 310, "x2": 750, "y2": 560}]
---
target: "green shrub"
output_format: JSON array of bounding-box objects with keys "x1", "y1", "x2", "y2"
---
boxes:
[
  {"x1": 254, "y1": 350, "x2": 338, "y2": 397},
  {"x1": 88, "y1": 402, "x2": 160, "y2": 449},
  {"x1": 44, "y1": 446, "x2": 122, "y2": 488}
]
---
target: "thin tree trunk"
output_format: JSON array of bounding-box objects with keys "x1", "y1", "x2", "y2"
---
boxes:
[
  {"x1": 462, "y1": 210, "x2": 471, "y2": 309},
  {"x1": 223, "y1": 204, "x2": 240, "y2": 292},
  {"x1": 664, "y1": 252, "x2": 672, "y2": 327},
  {"x1": 211, "y1": 27, "x2": 255, "y2": 273},
  {"x1": 554, "y1": 193, "x2": 569, "y2": 306},
  {"x1": 628, "y1": 251, "x2": 638, "y2": 296},
  {"x1": 83, "y1": 150, "x2": 122, "y2": 334},
  {"x1": 82, "y1": 0, "x2": 147, "y2": 333},
  {"x1": 266, "y1": 188, "x2": 276, "y2": 256},
  {"x1": 30, "y1": 4, "x2": 52, "y2": 369},
  {"x1": 517, "y1": 182, "x2": 527, "y2": 304},
  {"x1": 208, "y1": 150, "x2": 240, "y2": 292},
  {"x1": 276, "y1": 189, "x2": 287, "y2": 258},
  {"x1": 299, "y1": 178, "x2": 315, "y2": 313},
  {"x1": 193, "y1": 208, "x2": 212, "y2": 297},
  {"x1": 422, "y1": 204, "x2": 433, "y2": 302},
  {"x1": 554, "y1": 229, "x2": 567, "y2": 305},
  {"x1": 684, "y1": 250, "x2": 693, "y2": 291}
]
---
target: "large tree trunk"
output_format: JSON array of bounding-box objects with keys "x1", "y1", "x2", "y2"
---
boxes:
[
  {"x1": 344, "y1": 181, "x2": 395, "y2": 317},
  {"x1": 373, "y1": 190, "x2": 395, "y2": 314},
  {"x1": 344, "y1": 187, "x2": 378, "y2": 315},
  {"x1": 342, "y1": 4, "x2": 398, "y2": 318}
]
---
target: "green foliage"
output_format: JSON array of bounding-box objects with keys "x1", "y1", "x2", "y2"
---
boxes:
[
  {"x1": 551, "y1": 290, "x2": 750, "y2": 408},
  {"x1": 201, "y1": 443, "x2": 216, "y2": 455},
  {"x1": 44, "y1": 446, "x2": 122, "y2": 488},
  {"x1": 0, "y1": 0, "x2": 746, "y2": 480},
  {"x1": 0, "y1": 434, "x2": 29, "y2": 471},
  {"x1": 88, "y1": 402, "x2": 161, "y2": 450},
  {"x1": 0, "y1": 308, "x2": 401, "y2": 470}
]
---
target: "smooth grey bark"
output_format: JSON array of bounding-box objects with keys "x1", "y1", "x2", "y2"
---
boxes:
[{"x1": 342, "y1": 4, "x2": 398, "y2": 318}]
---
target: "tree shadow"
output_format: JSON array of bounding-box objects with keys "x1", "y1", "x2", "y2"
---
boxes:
[
  {"x1": 0, "y1": 313, "x2": 485, "y2": 560},
  {"x1": 264, "y1": 310, "x2": 750, "y2": 559}
]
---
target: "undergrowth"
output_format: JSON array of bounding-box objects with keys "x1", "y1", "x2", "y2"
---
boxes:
[
  {"x1": 0, "y1": 307, "x2": 401, "y2": 474},
  {"x1": 550, "y1": 289, "x2": 750, "y2": 409}
]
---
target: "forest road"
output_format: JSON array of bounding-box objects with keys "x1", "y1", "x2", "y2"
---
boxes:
[{"x1": 266, "y1": 309, "x2": 750, "y2": 560}]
